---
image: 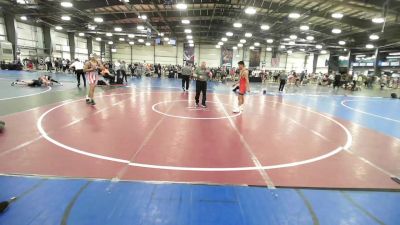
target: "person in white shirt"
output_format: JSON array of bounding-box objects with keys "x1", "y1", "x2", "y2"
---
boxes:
[{"x1": 70, "y1": 59, "x2": 86, "y2": 87}]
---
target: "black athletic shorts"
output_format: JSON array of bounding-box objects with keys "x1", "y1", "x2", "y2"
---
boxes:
[{"x1": 28, "y1": 79, "x2": 42, "y2": 87}]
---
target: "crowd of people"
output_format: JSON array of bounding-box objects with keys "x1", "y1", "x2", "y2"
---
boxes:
[{"x1": 9, "y1": 56, "x2": 400, "y2": 95}]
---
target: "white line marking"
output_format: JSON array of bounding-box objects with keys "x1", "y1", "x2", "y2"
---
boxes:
[
  {"x1": 37, "y1": 92, "x2": 352, "y2": 171},
  {"x1": 0, "y1": 86, "x2": 52, "y2": 101},
  {"x1": 152, "y1": 100, "x2": 242, "y2": 120},
  {"x1": 341, "y1": 99, "x2": 400, "y2": 123},
  {"x1": 214, "y1": 95, "x2": 275, "y2": 188},
  {"x1": 345, "y1": 150, "x2": 396, "y2": 177},
  {"x1": 0, "y1": 97, "x2": 131, "y2": 157},
  {"x1": 288, "y1": 118, "x2": 331, "y2": 142}
]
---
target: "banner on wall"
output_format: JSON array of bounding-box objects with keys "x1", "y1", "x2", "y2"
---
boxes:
[
  {"x1": 249, "y1": 48, "x2": 261, "y2": 68},
  {"x1": 221, "y1": 47, "x2": 233, "y2": 67},
  {"x1": 183, "y1": 43, "x2": 195, "y2": 65},
  {"x1": 271, "y1": 56, "x2": 280, "y2": 67}
]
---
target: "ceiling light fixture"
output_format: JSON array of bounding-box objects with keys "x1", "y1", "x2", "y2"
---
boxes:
[
  {"x1": 137, "y1": 25, "x2": 145, "y2": 30},
  {"x1": 366, "y1": 44, "x2": 374, "y2": 49},
  {"x1": 372, "y1": 17, "x2": 385, "y2": 24},
  {"x1": 60, "y1": 1, "x2": 73, "y2": 7},
  {"x1": 108, "y1": 41, "x2": 113, "y2": 45},
  {"x1": 266, "y1": 47, "x2": 272, "y2": 51},
  {"x1": 221, "y1": 37, "x2": 228, "y2": 42},
  {"x1": 184, "y1": 29, "x2": 192, "y2": 33},
  {"x1": 216, "y1": 45, "x2": 220, "y2": 48},
  {"x1": 186, "y1": 35, "x2": 193, "y2": 39},
  {"x1": 261, "y1": 25, "x2": 270, "y2": 30},
  {"x1": 128, "y1": 34, "x2": 135, "y2": 38},
  {"x1": 55, "y1": 26, "x2": 63, "y2": 30},
  {"x1": 119, "y1": 38, "x2": 125, "y2": 41},
  {"x1": 266, "y1": 39, "x2": 273, "y2": 44},
  {"x1": 20, "y1": 16, "x2": 27, "y2": 21},
  {"x1": 138, "y1": 39, "x2": 144, "y2": 43},
  {"x1": 245, "y1": 7, "x2": 256, "y2": 15},
  {"x1": 332, "y1": 28, "x2": 342, "y2": 34},
  {"x1": 233, "y1": 22, "x2": 242, "y2": 28},
  {"x1": 226, "y1": 32, "x2": 233, "y2": 36},
  {"x1": 290, "y1": 35, "x2": 297, "y2": 40},
  {"x1": 369, "y1": 34, "x2": 380, "y2": 40},
  {"x1": 78, "y1": 32, "x2": 85, "y2": 37},
  {"x1": 331, "y1": 13, "x2": 343, "y2": 19},
  {"x1": 245, "y1": 32, "x2": 252, "y2": 37},
  {"x1": 140, "y1": 15, "x2": 147, "y2": 20},
  {"x1": 280, "y1": 45, "x2": 286, "y2": 49},
  {"x1": 316, "y1": 44, "x2": 323, "y2": 49},
  {"x1": 61, "y1": 15, "x2": 71, "y2": 21},
  {"x1": 300, "y1": 25, "x2": 309, "y2": 31},
  {"x1": 321, "y1": 50, "x2": 328, "y2": 54},
  {"x1": 164, "y1": 37, "x2": 170, "y2": 41},
  {"x1": 189, "y1": 43, "x2": 194, "y2": 47},
  {"x1": 188, "y1": 40, "x2": 194, "y2": 44},
  {"x1": 182, "y1": 19, "x2": 190, "y2": 24},
  {"x1": 233, "y1": 46, "x2": 238, "y2": 50},
  {"x1": 306, "y1": 36, "x2": 314, "y2": 41},
  {"x1": 176, "y1": 3, "x2": 188, "y2": 10},
  {"x1": 95, "y1": 37, "x2": 101, "y2": 41},
  {"x1": 238, "y1": 43, "x2": 243, "y2": 47},
  {"x1": 94, "y1": 17, "x2": 103, "y2": 23},
  {"x1": 250, "y1": 46, "x2": 255, "y2": 50},
  {"x1": 145, "y1": 42, "x2": 151, "y2": 46},
  {"x1": 254, "y1": 42, "x2": 260, "y2": 46},
  {"x1": 289, "y1": 41, "x2": 295, "y2": 45},
  {"x1": 218, "y1": 41, "x2": 223, "y2": 45},
  {"x1": 288, "y1": 13, "x2": 301, "y2": 19},
  {"x1": 240, "y1": 39, "x2": 246, "y2": 43},
  {"x1": 287, "y1": 50, "x2": 293, "y2": 54},
  {"x1": 338, "y1": 40, "x2": 346, "y2": 45},
  {"x1": 129, "y1": 41, "x2": 134, "y2": 45},
  {"x1": 106, "y1": 33, "x2": 113, "y2": 37}
]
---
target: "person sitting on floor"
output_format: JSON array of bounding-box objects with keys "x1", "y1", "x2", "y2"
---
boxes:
[
  {"x1": 100, "y1": 64, "x2": 115, "y2": 84},
  {"x1": 11, "y1": 75, "x2": 61, "y2": 87}
]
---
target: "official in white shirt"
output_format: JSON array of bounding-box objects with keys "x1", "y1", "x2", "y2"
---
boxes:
[{"x1": 70, "y1": 59, "x2": 86, "y2": 87}]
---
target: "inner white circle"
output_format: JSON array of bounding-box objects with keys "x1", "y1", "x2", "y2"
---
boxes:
[
  {"x1": 152, "y1": 100, "x2": 242, "y2": 120},
  {"x1": 37, "y1": 92, "x2": 352, "y2": 172}
]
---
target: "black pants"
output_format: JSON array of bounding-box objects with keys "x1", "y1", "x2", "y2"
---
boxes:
[
  {"x1": 279, "y1": 79, "x2": 286, "y2": 91},
  {"x1": 351, "y1": 80, "x2": 357, "y2": 91},
  {"x1": 75, "y1": 69, "x2": 86, "y2": 87},
  {"x1": 195, "y1": 80, "x2": 207, "y2": 105},
  {"x1": 46, "y1": 62, "x2": 52, "y2": 71},
  {"x1": 121, "y1": 70, "x2": 127, "y2": 82},
  {"x1": 333, "y1": 80, "x2": 341, "y2": 89},
  {"x1": 182, "y1": 76, "x2": 190, "y2": 90}
]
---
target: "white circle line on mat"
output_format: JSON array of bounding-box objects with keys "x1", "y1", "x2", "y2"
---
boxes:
[
  {"x1": 152, "y1": 100, "x2": 242, "y2": 120},
  {"x1": 0, "y1": 86, "x2": 51, "y2": 101},
  {"x1": 341, "y1": 99, "x2": 400, "y2": 123},
  {"x1": 37, "y1": 91, "x2": 352, "y2": 171}
]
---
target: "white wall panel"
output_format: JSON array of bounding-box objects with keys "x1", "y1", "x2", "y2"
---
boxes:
[
  {"x1": 92, "y1": 40, "x2": 101, "y2": 56},
  {"x1": 0, "y1": 17, "x2": 6, "y2": 41},
  {"x1": 16, "y1": 22, "x2": 43, "y2": 48},
  {"x1": 316, "y1": 53, "x2": 329, "y2": 73},
  {"x1": 155, "y1": 44, "x2": 178, "y2": 65},
  {"x1": 199, "y1": 45, "x2": 220, "y2": 67},
  {"x1": 113, "y1": 43, "x2": 131, "y2": 62},
  {"x1": 132, "y1": 45, "x2": 154, "y2": 63},
  {"x1": 286, "y1": 52, "x2": 306, "y2": 72}
]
